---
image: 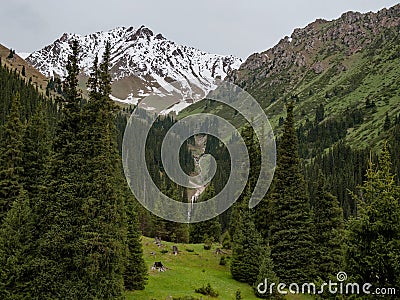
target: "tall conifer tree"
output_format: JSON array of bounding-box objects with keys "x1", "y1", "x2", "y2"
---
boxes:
[
  {"x1": 124, "y1": 194, "x2": 148, "y2": 291},
  {"x1": 312, "y1": 174, "x2": 344, "y2": 280},
  {"x1": 269, "y1": 102, "x2": 315, "y2": 282},
  {"x1": 34, "y1": 40, "x2": 90, "y2": 298},
  {"x1": 190, "y1": 184, "x2": 221, "y2": 243},
  {"x1": 0, "y1": 92, "x2": 24, "y2": 222},
  {"x1": 83, "y1": 41, "x2": 147, "y2": 294},
  {"x1": 253, "y1": 246, "x2": 281, "y2": 299},
  {"x1": 231, "y1": 202, "x2": 265, "y2": 285},
  {"x1": 0, "y1": 189, "x2": 35, "y2": 299},
  {"x1": 22, "y1": 105, "x2": 50, "y2": 198},
  {"x1": 230, "y1": 124, "x2": 260, "y2": 238},
  {"x1": 346, "y1": 145, "x2": 400, "y2": 290}
]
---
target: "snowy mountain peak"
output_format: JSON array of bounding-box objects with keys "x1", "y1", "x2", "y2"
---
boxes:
[{"x1": 26, "y1": 26, "x2": 242, "y2": 111}]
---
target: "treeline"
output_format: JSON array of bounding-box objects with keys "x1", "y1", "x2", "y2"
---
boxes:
[{"x1": 0, "y1": 41, "x2": 147, "y2": 299}]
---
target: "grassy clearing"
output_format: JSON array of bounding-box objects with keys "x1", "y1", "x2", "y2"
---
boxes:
[
  {"x1": 127, "y1": 237, "x2": 259, "y2": 299},
  {"x1": 127, "y1": 237, "x2": 314, "y2": 300}
]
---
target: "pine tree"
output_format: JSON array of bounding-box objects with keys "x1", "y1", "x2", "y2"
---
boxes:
[
  {"x1": 124, "y1": 196, "x2": 148, "y2": 290},
  {"x1": 384, "y1": 112, "x2": 391, "y2": 131},
  {"x1": 190, "y1": 184, "x2": 221, "y2": 243},
  {"x1": 33, "y1": 40, "x2": 90, "y2": 298},
  {"x1": 315, "y1": 103, "x2": 325, "y2": 123},
  {"x1": 269, "y1": 102, "x2": 315, "y2": 283},
  {"x1": 22, "y1": 105, "x2": 50, "y2": 198},
  {"x1": 0, "y1": 92, "x2": 24, "y2": 222},
  {"x1": 165, "y1": 186, "x2": 189, "y2": 243},
  {"x1": 77, "y1": 41, "x2": 132, "y2": 297},
  {"x1": 345, "y1": 144, "x2": 400, "y2": 290},
  {"x1": 0, "y1": 189, "x2": 35, "y2": 299},
  {"x1": 221, "y1": 230, "x2": 231, "y2": 249},
  {"x1": 312, "y1": 173, "x2": 344, "y2": 280},
  {"x1": 253, "y1": 246, "x2": 282, "y2": 299},
  {"x1": 230, "y1": 124, "x2": 260, "y2": 238},
  {"x1": 84, "y1": 41, "x2": 147, "y2": 294},
  {"x1": 231, "y1": 206, "x2": 265, "y2": 285},
  {"x1": 7, "y1": 49, "x2": 13, "y2": 59}
]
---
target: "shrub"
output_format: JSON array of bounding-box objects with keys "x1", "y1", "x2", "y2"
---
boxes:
[
  {"x1": 219, "y1": 256, "x2": 226, "y2": 266},
  {"x1": 203, "y1": 244, "x2": 211, "y2": 250},
  {"x1": 235, "y1": 289, "x2": 242, "y2": 300},
  {"x1": 186, "y1": 248, "x2": 194, "y2": 252},
  {"x1": 221, "y1": 231, "x2": 231, "y2": 249},
  {"x1": 160, "y1": 249, "x2": 168, "y2": 254},
  {"x1": 195, "y1": 283, "x2": 219, "y2": 297},
  {"x1": 204, "y1": 235, "x2": 214, "y2": 250}
]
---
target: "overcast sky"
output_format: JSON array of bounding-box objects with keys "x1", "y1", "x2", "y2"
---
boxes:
[{"x1": 1, "y1": 0, "x2": 399, "y2": 58}]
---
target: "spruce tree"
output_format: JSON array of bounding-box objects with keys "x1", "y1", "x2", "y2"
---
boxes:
[
  {"x1": 190, "y1": 184, "x2": 221, "y2": 243},
  {"x1": 345, "y1": 144, "x2": 400, "y2": 290},
  {"x1": 22, "y1": 105, "x2": 50, "y2": 198},
  {"x1": 78, "y1": 41, "x2": 128, "y2": 297},
  {"x1": 230, "y1": 124, "x2": 260, "y2": 238},
  {"x1": 231, "y1": 205, "x2": 265, "y2": 285},
  {"x1": 253, "y1": 246, "x2": 281, "y2": 299},
  {"x1": 312, "y1": 173, "x2": 344, "y2": 280},
  {"x1": 384, "y1": 112, "x2": 391, "y2": 131},
  {"x1": 124, "y1": 196, "x2": 148, "y2": 291},
  {"x1": 269, "y1": 102, "x2": 315, "y2": 283},
  {"x1": 315, "y1": 103, "x2": 325, "y2": 123},
  {"x1": 0, "y1": 189, "x2": 35, "y2": 299},
  {"x1": 0, "y1": 92, "x2": 24, "y2": 222},
  {"x1": 165, "y1": 186, "x2": 189, "y2": 243},
  {"x1": 7, "y1": 49, "x2": 13, "y2": 59},
  {"x1": 33, "y1": 40, "x2": 90, "y2": 298},
  {"x1": 83, "y1": 41, "x2": 147, "y2": 294}
]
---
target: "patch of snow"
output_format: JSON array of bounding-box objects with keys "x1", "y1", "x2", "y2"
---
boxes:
[
  {"x1": 109, "y1": 94, "x2": 139, "y2": 105},
  {"x1": 160, "y1": 100, "x2": 192, "y2": 115}
]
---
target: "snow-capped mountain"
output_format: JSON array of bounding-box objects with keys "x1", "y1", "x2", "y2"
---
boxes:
[{"x1": 26, "y1": 26, "x2": 242, "y2": 111}]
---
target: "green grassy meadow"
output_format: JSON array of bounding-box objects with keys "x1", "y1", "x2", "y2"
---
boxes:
[
  {"x1": 127, "y1": 237, "x2": 258, "y2": 299},
  {"x1": 127, "y1": 237, "x2": 314, "y2": 300}
]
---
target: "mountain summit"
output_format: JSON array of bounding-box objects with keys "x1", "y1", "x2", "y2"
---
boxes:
[{"x1": 27, "y1": 25, "x2": 242, "y2": 109}]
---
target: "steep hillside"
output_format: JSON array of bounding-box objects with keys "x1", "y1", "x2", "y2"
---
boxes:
[
  {"x1": 184, "y1": 4, "x2": 400, "y2": 150},
  {"x1": 26, "y1": 26, "x2": 242, "y2": 111},
  {"x1": 0, "y1": 43, "x2": 49, "y2": 94}
]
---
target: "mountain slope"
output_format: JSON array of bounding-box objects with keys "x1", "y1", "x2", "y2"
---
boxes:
[
  {"x1": 182, "y1": 4, "x2": 400, "y2": 150},
  {"x1": 26, "y1": 26, "x2": 242, "y2": 109},
  {"x1": 0, "y1": 44, "x2": 49, "y2": 95}
]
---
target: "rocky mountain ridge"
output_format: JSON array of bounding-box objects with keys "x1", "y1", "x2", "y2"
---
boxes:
[
  {"x1": 27, "y1": 25, "x2": 242, "y2": 110},
  {"x1": 227, "y1": 4, "x2": 400, "y2": 86}
]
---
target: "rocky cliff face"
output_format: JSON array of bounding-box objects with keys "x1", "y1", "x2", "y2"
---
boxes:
[{"x1": 227, "y1": 4, "x2": 400, "y2": 88}]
